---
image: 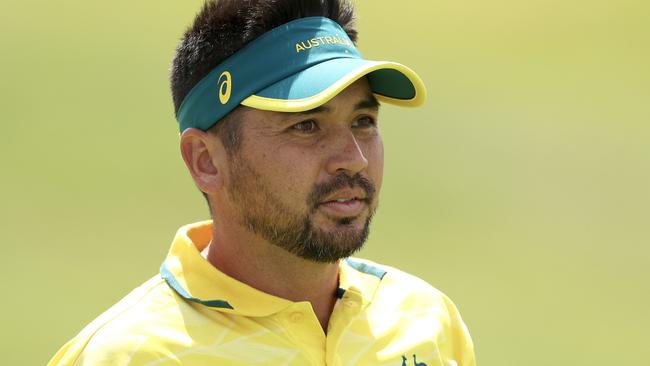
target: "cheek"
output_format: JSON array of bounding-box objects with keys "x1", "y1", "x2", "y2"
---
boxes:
[
  {"x1": 366, "y1": 137, "x2": 384, "y2": 189},
  {"x1": 255, "y1": 145, "x2": 320, "y2": 200}
]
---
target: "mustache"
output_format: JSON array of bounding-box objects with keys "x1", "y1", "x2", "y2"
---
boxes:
[{"x1": 307, "y1": 173, "x2": 376, "y2": 210}]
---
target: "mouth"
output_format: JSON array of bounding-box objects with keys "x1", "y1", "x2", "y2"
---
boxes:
[{"x1": 317, "y1": 190, "x2": 369, "y2": 217}]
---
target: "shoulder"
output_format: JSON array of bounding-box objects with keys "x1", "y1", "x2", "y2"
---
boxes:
[
  {"x1": 347, "y1": 257, "x2": 446, "y2": 298},
  {"x1": 347, "y1": 258, "x2": 476, "y2": 365},
  {"x1": 346, "y1": 257, "x2": 461, "y2": 318},
  {"x1": 48, "y1": 275, "x2": 182, "y2": 366}
]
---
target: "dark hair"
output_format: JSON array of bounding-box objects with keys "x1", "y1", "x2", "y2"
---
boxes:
[
  {"x1": 171, "y1": 0, "x2": 357, "y2": 212},
  {"x1": 170, "y1": 0, "x2": 358, "y2": 118}
]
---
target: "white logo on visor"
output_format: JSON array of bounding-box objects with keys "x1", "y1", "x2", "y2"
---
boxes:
[{"x1": 218, "y1": 71, "x2": 232, "y2": 104}]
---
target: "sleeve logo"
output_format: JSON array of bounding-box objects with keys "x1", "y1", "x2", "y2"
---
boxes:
[{"x1": 218, "y1": 71, "x2": 232, "y2": 104}]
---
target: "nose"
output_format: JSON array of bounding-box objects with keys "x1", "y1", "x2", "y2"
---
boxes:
[{"x1": 324, "y1": 129, "x2": 369, "y2": 176}]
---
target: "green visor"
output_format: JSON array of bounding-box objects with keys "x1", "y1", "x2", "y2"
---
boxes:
[{"x1": 176, "y1": 16, "x2": 426, "y2": 132}]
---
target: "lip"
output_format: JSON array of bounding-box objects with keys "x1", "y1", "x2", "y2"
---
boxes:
[
  {"x1": 321, "y1": 188, "x2": 367, "y2": 203},
  {"x1": 318, "y1": 198, "x2": 366, "y2": 217}
]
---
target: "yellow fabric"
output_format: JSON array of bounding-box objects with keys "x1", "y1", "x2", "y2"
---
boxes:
[{"x1": 48, "y1": 221, "x2": 476, "y2": 366}]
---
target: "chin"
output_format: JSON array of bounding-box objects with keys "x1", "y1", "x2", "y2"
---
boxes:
[
  {"x1": 324, "y1": 215, "x2": 372, "y2": 241},
  {"x1": 335, "y1": 215, "x2": 363, "y2": 226},
  {"x1": 318, "y1": 212, "x2": 367, "y2": 230}
]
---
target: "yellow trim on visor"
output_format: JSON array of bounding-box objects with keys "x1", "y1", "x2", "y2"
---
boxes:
[{"x1": 241, "y1": 61, "x2": 427, "y2": 111}]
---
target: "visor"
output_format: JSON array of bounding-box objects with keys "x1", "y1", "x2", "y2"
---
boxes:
[{"x1": 176, "y1": 16, "x2": 426, "y2": 131}]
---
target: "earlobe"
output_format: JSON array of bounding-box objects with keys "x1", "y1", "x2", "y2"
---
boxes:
[{"x1": 179, "y1": 128, "x2": 224, "y2": 194}]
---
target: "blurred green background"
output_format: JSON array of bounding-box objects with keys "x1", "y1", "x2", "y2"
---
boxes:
[{"x1": 2, "y1": 0, "x2": 648, "y2": 365}]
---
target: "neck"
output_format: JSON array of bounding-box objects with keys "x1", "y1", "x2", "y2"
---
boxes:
[{"x1": 202, "y1": 220, "x2": 339, "y2": 331}]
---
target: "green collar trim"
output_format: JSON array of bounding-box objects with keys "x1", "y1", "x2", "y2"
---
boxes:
[
  {"x1": 345, "y1": 258, "x2": 388, "y2": 280},
  {"x1": 160, "y1": 262, "x2": 234, "y2": 309}
]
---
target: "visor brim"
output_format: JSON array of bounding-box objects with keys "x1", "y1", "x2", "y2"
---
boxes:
[{"x1": 241, "y1": 58, "x2": 427, "y2": 112}]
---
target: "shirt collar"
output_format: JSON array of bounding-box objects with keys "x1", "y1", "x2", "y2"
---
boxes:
[{"x1": 160, "y1": 221, "x2": 387, "y2": 316}]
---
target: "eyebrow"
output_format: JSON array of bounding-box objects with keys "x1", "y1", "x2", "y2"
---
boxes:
[
  {"x1": 290, "y1": 93, "x2": 380, "y2": 116},
  {"x1": 356, "y1": 94, "x2": 381, "y2": 110}
]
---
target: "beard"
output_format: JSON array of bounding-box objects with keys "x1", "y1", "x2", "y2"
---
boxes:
[{"x1": 226, "y1": 154, "x2": 377, "y2": 263}]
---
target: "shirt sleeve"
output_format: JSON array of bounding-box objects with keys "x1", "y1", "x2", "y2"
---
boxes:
[
  {"x1": 47, "y1": 332, "x2": 157, "y2": 366},
  {"x1": 442, "y1": 293, "x2": 477, "y2": 366},
  {"x1": 47, "y1": 336, "x2": 82, "y2": 366}
]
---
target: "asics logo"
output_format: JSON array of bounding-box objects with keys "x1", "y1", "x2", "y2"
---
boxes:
[{"x1": 218, "y1": 71, "x2": 232, "y2": 104}]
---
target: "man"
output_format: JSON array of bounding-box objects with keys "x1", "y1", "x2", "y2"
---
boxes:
[{"x1": 49, "y1": 0, "x2": 476, "y2": 365}]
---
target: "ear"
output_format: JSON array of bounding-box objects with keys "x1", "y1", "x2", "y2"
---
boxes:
[{"x1": 179, "y1": 128, "x2": 226, "y2": 195}]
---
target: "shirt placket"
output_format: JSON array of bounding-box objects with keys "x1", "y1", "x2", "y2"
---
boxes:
[
  {"x1": 279, "y1": 301, "x2": 328, "y2": 365},
  {"x1": 325, "y1": 288, "x2": 365, "y2": 366}
]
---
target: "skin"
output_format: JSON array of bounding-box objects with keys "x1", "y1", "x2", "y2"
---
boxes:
[{"x1": 179, "y1": 78, "x2": 383, "y2": 331}]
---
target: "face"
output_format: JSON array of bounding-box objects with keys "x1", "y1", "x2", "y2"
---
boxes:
[{"x1": 222, "y1": 78, "x2": 383, "y2": 263}]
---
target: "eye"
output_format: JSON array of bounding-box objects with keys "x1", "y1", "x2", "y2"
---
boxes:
[
  {"x1": 352, "y1": 115, "x2": 377, "y2": 128},
  {"x1": 291, "y1": 120, "x2": 319, "y2": 133}
]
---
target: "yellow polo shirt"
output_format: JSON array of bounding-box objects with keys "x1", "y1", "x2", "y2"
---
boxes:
[{"x1": 48, "y1": 221, "x2": 476, "y2": 366}]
